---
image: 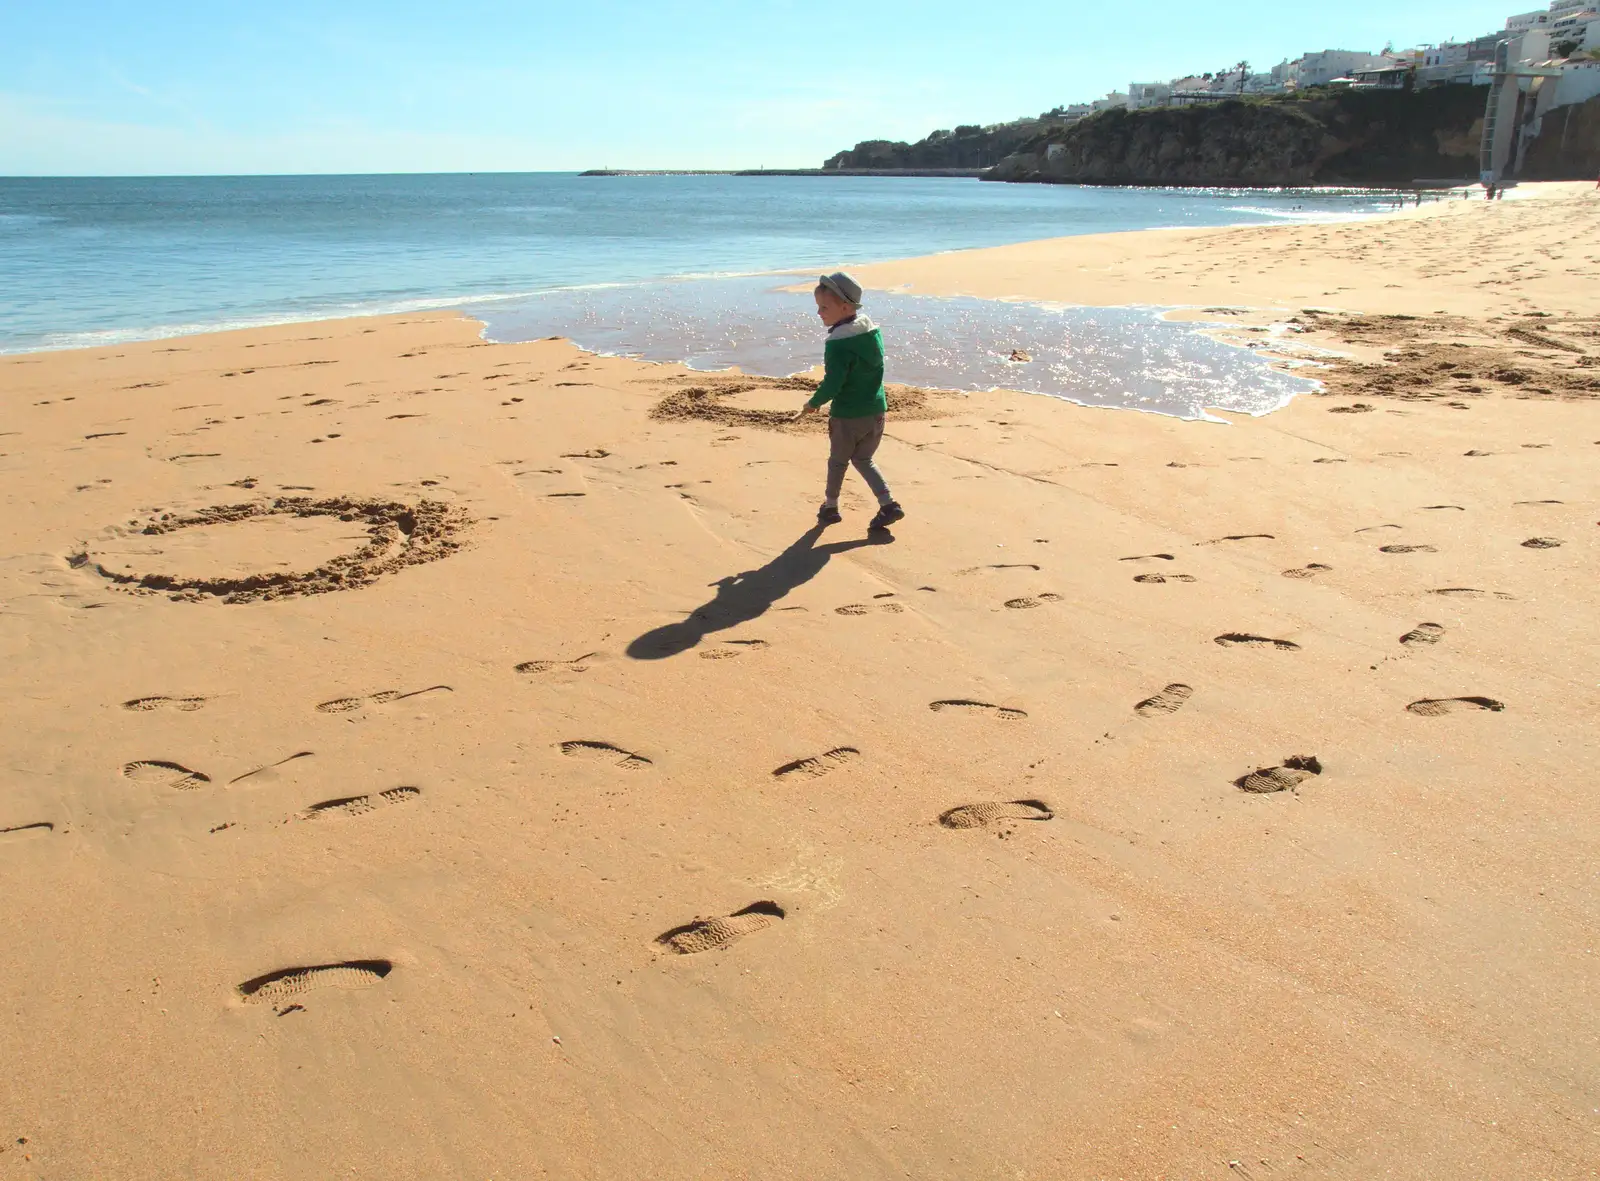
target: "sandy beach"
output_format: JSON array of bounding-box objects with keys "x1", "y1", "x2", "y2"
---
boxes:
[
  {"x1": 854, "y1": 180, "x2": 1600, "y2": 319},
  {"x1": 2, "y1": 183, "x2": 1597, "y2": 1180}
]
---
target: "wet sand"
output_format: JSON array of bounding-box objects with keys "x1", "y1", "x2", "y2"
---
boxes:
[{"x1": 0, "y1": 182, "x2": 1596, "y2": 1180}]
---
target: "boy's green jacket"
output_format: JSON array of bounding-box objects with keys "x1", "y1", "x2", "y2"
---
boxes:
[{"x1": 806, "y1": 316, "x2": 888, "y2": 418}]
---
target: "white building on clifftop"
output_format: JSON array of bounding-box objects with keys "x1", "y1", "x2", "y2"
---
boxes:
[
  {"x1": 1510, "y1": 1, "x2": 1599, "y2": 51},
  {"x1": 1127, "y1": 82, "x2": 1173, "y2": 109},
  {"x1": 1549, "y1": 5, "x2": 1598, "y2": 47},
  {"x1": 1506, "y1": 8, "x2": 1554, "y2": 31},
  {"x1": 1291, "y1": 49, "x2": 1399, "y2": 86}
]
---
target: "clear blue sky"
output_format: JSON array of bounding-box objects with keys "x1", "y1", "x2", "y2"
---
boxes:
[{"x1": 1, "y1": 1, "x2": 1525, "y2": 175}]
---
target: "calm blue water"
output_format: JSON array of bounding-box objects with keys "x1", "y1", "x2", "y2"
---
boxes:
[{"x1": 0, "y1": 173, "x2": 1395, "y2": 355}]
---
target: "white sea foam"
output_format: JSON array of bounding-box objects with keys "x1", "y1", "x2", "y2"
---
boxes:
[
  {"x1": 1, "y1": 287, "x2": 647, "y2": 355},
  {"x1": 1223, "y1": 205, "x2": 1376, "y2": 223}
]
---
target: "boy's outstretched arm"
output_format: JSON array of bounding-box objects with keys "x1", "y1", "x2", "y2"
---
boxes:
[{"x1": 803, "y1": 349, "x2": 852, "y2": 413}]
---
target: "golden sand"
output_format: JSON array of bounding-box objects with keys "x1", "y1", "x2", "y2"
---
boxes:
[{"x1": 1, "y1": 183, "x2": 1596, "y2": 1179}]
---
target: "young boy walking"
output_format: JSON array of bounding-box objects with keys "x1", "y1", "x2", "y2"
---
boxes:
[{"x1": 799, "y1": 272, "x2": 905, "y2": 530}]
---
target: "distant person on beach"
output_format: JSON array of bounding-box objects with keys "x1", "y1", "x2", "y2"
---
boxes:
[{"x1": 798, "y1": 272, "x2": 905, "y2": 530}]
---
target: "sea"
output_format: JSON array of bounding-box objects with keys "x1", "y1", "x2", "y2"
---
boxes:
[{"x1": 0, "y1": 173, "x2": 1400, "y2": 419}]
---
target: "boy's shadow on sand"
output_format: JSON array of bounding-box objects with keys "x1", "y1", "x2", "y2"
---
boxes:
[{"x1": 626, "y1": 524, "x2": 893, "y2": 659}]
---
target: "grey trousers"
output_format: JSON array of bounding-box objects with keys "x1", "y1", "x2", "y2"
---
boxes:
[{"x1": 825, "y1": 414, "x2": 892, "y2": 504}]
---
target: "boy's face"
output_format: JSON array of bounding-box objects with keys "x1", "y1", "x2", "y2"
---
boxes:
[{"x1": 814, "y1": 288, "x2": 856, "y2": 328}]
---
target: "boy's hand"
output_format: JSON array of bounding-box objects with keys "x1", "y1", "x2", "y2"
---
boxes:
[{"x1": 794, "y1": 404, "x2": 817, "y2": 420}]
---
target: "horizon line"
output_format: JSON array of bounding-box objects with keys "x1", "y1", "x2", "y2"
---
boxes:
[{"x1": 0, "y1": 168, "x2": 843, "y2": 180}]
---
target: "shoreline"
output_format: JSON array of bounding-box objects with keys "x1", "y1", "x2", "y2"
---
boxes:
[
  {"x1": 9, "y1": 181, "x2": 1593, "y2": 427},
  {"x1": 0, "y1": 183, "x2": 1418, "y2": 359}
]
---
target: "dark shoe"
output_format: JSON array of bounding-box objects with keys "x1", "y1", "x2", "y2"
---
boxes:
[
  {"x1": 817, "y1": 504, "x2": 843, "y2": 526},
  {"x1": 868, "y1": 502, "x2": 905, "y2": 530}
]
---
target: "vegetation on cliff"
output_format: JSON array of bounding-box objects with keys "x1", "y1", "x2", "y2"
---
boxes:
[
  {"x1": 985, "y1": 86, "x2": 1487, "y2": 186},
  {"x1": 823, "y1": 118, "x2": 1062, "y2": 171},
  {"x1": 825, "y1": 87, "x2": 1501, "y2": 186}
]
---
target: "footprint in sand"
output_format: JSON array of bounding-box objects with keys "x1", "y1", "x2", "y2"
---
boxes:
[
  {"x1": 1463, "y1": 450, "x2": 1493, "y2": 457},
  {"x1": 656, "y1": 901, "x2": 785, "y2": 955},
  {"x1": 1119, "y1": 553, "x2": 1175, "y2": 562},
  {"x1": 1380, "y1": 544, "x2": 1438, "y2": 554},
  {"x1": 1004, "y1": 593, "x2": 1063, "y2": 610},
  {"x1": 1133, "y1": 573, "x2": 1197, "y2": 584},
  {"x1": 1422, "y1": 505, "x2": 1465, "y2": 512},
  {"x1": 957, "y1": 562, "x2": 1041, "y2": 574},
  {"x1": 1400, "y1": 622, "x2": 1445, "y2": 646},
  {"x1": 559, "y1": 740, "x2": 652, "y2": 769},
  {"x1": 698, "y1": 639, "x2": 770, "y2": 660},
  {"x1": 1406, "y1": 696, "x2": 1505, "y2": 716},
  {"x1": 1429, "y1": 587, "x2": 1516, "y2": 600},
  {"x1": 1198, "y1": 533, "x2": 1274, "y2": 545},
  {"x1": 1281, "y1": 563, "x2": 1333, "y2": 580},
  {"x1": 1235, "y1": 755, "x2": 1323, "y2": 794},
  {"x1": 929, "y1": 699, "x2": 1027, "y2": 721},
  {"x1": 1134, "y1": 683, "x2": 1193, "y2": 716},
  {"x1": 561, "y1": 449, "x2": 611, "y2": 459},
  {"x1": 300, "y1": 786, "x2": 420, "y2": 820},
  {"x1": 1521, "y1": 537, "x2": 1562, "y2": 549},
  {"x1": 1214, "y1": 633, "x2": 1300, "y2": 651},
  {"x1": 1, "y1": 821, "x2": 55, "y2": 843},
  {"x1": 122, "y1": 760, "x2": 212, "y2": 790},
  {"x1": 121, "y1": 695, "x2": 207, "y2": 712},
  {"x1": 315, "y1": 685, "x2": 451, "y2": 714},
  {"x1": 772, "y1": 747, "x2": 859, "y2": 779},
  {"x1": 228, "y1": 751, "x2": 314, "y2": 786},
  {"x1": 1514, "y1": 499, "x2": 1563, "y2": 506},
  {"x1": 1354, "y1": 524, "x2": 1401, "y2": 534},
  {"x1": 835, "y1": 602, "x2": 905, "y2": 615},
  {"x1": 516, "y1": 653, "x2": 597, "y2": 675},
  {"x1": 238, "y1": 960, "x2": 393, "y2": 1007},
  {"x1": 1327, "y1": 403, "x2": 1373, "y2": 414},
  {"x1": 938, "y1": 799, "x2": 1053, "y2": 829}
]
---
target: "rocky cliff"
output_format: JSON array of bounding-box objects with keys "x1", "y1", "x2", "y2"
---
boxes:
[
  {"x1": 984, "y1": 87, "x2": 1487, "y2": 186},
  {"x1": 1520, "y1": 94, "x2": 1600, "y2": 179}
]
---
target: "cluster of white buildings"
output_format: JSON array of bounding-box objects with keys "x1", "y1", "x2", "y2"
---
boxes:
[{"x1": 1043, "y1": 0, "x2": 1599, "y2": 118}]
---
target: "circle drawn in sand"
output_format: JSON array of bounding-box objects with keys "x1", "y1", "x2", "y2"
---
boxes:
[
  {"x1": 650, "y1": 375, "x2": 940, "y2": 431},
  {"x1": 79, "y1": 497, "x2": 470, "y2": 604}
]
